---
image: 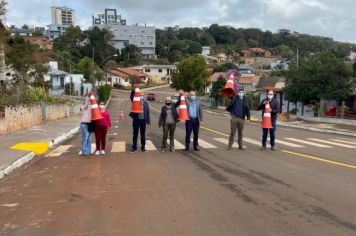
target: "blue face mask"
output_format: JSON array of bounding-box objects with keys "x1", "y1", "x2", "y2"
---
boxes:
[
  {"x1": 190, "y1": 96, "x2": 196, "y2": 101},
  {"x1": 238, "y1": 93, "x2": 244, "y2": 99},
  {"x1": 268, "y1": 95, "x2": 274, "y2": 100}
]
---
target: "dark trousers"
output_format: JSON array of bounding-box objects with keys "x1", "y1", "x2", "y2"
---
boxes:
[
  {"x1": 161, "y1": 123, "x2": 176, "y2": 149},
  {"x1": 95, "y1": 125, "x2": 108, "y2": 151},
  {"x1": 262, "y1": 119, "x2": 277, "y2": 147},
  {"x1": 185, "y1": 118, "x2": 200, "y2": 149},
  {"x1": 132, "y1": 118, "x2": 146, "y2": 150},
  {"x1": 228, "y1": 117, "x2": 245, "y2": 147}
]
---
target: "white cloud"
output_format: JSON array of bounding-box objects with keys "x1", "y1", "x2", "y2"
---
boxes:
[{"x1": 5, "y1": 0, "x2": 356, "y2": 43}]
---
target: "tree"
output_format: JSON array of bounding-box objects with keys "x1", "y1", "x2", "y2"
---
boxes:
[
  {"x1": 171, "y1": 55, "x2": 210, "y2": 94},
  {"x1": 272, "y1": 44, "x2": 293, "y2": 58},
  {"x1": 187, "y1": 41, "x2": 202, "y2": 54},
  {"x1": 74, "y1": 57, "x2": 102, "y2": 82},
  {"x1": 120, "y1": 44, "x2": 142, "y2": 66},
  {"x1": 83, "y1": 26, "x2": 117, "y2": 65},
  {"x1": 168, "y1": 50, "x2": 183, "y2": 63},
  {"x1": 210, "y1": 76, "x2": 226, "y2": 104},
  {"x1": 53, "y1": 26, "x2": 85, "y2": 63},
  {"x1": 247, "y1": 39, "x2": 258, "y2": 48},
  {"x1": 32, "y1": 31, "x2": 43, "y2": 37},
  {"x1": 21, "y1": 24, "x2": 29, "y2": 29},
  {"x1": 213, "y1": 62, "x2": 238, "y2": 73}
]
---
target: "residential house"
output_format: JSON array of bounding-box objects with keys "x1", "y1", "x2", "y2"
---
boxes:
[
  {"x1": 45, "y1": 24, "x2": 68, "y2": 41},
  {"x1": 106, "y1": 67, "x2": 148, "y2": 87},
  {"x1": 10, "y1": 28, "x2": 34, "y2": 36},
  {"x1": 205, "y1": 72, "x2": 225, "y2": 94},
  {"x1": 238, "y1": 74, "x2": 260, "y2": 92},
  {"x1": 202, "y1": 46, "x2": 211, "y2": 56},
  {"x1": 44, "y1": 61, "x2": 88, "y2": 96},
  {"x1": 24, "y1": 36, "x2": 53, "y2": 50},
  {"x1": 131, "y1": 64, "x2": 176, "y2": 84},
  {"x1": 237, "y1": 65, "x2": 253, "y2": 75},
  {"x1": 256, "y1": 76, "x2": 286, "y2": 112},
  {"x1": 242, "y1": 48, "x2": 273, "y2": 58}
]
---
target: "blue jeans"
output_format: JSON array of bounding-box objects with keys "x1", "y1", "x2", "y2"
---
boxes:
[
  {"x1": 132, "y1": 118, "x2": 146, "y2": 150},
  {"x1": 81, "y1": 123, "x2": 93, "y2": 155},
  {"x1": 185, "y1": 118, "x2": 200, "y2": 149},
  {"x1": 262, "y1": 119, "x2": 276, "y2": 147}
]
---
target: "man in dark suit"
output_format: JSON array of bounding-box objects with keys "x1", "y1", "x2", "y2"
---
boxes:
[
  {"x1": 258, "y1": 90, "x2": 280, "y2": 151},
  {"x1": 185, "y1": 90, "x2": 203, "y2": 151},
  {"x1": 226, "y1": 89, "x2": 250, "y2": 150},
  {"x1": 130, "y1": 90, "x2": 151, "y2": 153}
]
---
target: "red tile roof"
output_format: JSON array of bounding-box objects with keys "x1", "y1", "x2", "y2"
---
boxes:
[
  {"x1": 117, "y1": 68, "x2": 147, "y2": 78},
  {"x1": 108, "y1": 69, "x2": 129, "y2": 78}
]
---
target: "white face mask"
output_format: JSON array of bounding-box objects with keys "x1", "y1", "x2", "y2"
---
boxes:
[
  {"x1": 268, "y1": 95, "x2": 274, "y2": 100},
  {"x1": 99, "y1": 105, "x2": 105, "y2": 110},
  {"x1": 238, "y1": 92, "x2": 244, "y2": 98}
]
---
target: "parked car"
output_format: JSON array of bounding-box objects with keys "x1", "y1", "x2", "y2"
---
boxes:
[
  {"x1": 113, "y1": 83, "x2": 124, "y2": 89},
  {"x1": 147, "y1": 93, "x2": 155, "y2": 101}
]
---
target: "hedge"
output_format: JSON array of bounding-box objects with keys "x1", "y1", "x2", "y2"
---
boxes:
[{"x1": 98, "y1": 85, "x2": 112, "y2": 103}]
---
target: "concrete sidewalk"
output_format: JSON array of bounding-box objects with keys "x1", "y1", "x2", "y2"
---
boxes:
[{"x1": 0, "y1": 115, "x2": 81, "y2": 179}]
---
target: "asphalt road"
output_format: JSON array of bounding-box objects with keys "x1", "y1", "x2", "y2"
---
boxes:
[{"x1": 0, "y1": 86, "x2": 356, "y2": 236}]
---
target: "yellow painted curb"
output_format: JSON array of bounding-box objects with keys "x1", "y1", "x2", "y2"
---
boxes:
[
  {"x1": 250, "y1": 117, "x2": 259, "y2": 122},
  {"x1": 10, "y1": 142, "x2": 49, "y2": 156}
]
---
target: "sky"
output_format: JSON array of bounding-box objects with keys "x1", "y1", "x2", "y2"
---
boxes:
[{"x1": 5, "y1": 0, "x2": 356, "y2": 43}]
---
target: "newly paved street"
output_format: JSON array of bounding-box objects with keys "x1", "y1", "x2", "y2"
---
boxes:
[{"x1": 1, "y1": 87, "x2": 356, "y2": 235}]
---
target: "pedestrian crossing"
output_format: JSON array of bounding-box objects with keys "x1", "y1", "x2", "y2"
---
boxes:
[
  {"x1": 111, "y1": 98, "x2": 130, "y2": 101},
  {"x1": 46, "y1": 136, "x2": 356, "y2": 157}
]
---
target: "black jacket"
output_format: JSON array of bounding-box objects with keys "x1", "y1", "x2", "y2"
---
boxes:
[
  {"x1": 226, "y1": 96, "x2": 250, "y2": 120},
  {"x1": 129, "y1": 89, "x2": 151, "y2": 125},
  {"x1": 158, "y1": 106, "x2": 179, "y2": 127},
  {"x1": 258, "y1": 98, "x2": 280, "y2": 121}
]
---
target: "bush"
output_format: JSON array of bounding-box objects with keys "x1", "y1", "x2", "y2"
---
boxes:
[{"x1": 98, "y1": 85, "x2": 112, "y2": 103}]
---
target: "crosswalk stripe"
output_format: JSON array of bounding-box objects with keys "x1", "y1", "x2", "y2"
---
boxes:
[
  {"x1": 285, "y1": 138, "x2": 332, "y2": 148},
  {"x1": 214, "y1": 138, "x2": 238, "y2": 148},
  {"x1": 46, "y1": 145, "x2": 72, "y2": 157},
  {"x1": 111, "y1": 142, "x2": 126, "y2": 153},
  {"x1": 145, "y1": 140, "x2": 157, "y2": 151},
  {"x1": 274, "y1": 140, "x2": 304, "y2": 148},
  {"x1": 330, "y1": 139, "x2": 356, "y2": 146},
  {"x1": 244, "y1": 137, "x2": 268, "y2": 147},
  {"x1": 308, "y1": 139, "x2": 356, "y2": 148},
  {"x1": 78, "y1": 143, "x2": 96, "y2": 155},
  {"x1": 191, "y1": 138, "x2": 217, "y2": 149},
  {"x1": 168, "y1": 139, "x2": 185, "y2": 149}
]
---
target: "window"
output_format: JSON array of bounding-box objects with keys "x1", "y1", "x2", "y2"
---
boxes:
[
  {"x1": 149, "y1": 42, "x2": 153, "y2": 45},
  {"x1": 141, "y1": 41, "x2": 144, "y2": 45},
  {"x1": 145, "y1": 69, "x2": 151, "y2": 72},
  {"x1": 158, "y1": 69, "x2": 163, "y2": 73}
]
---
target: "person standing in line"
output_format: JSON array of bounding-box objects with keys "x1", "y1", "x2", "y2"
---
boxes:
[
  {"x1": 94, "y1": 101, "x2": 112, "y2": 156},
  {"x1": 226, "y1": 89, "x2": 250, "y2": 150},
  {"x1": 159, "y1": 97, "x2": 179, "y2": 152},
  {"x1": 259, "y1": 90, "x2": 280, "y2": 151},
  {"x1": 130, "y1": 90, "x2": 151, "y2": 153},
  {"x1": 80, "y1": 95, "x2": 93, "y2": 156},
  {"x1": 185, "y1": 91, "x2": 203, "y2": 151}
]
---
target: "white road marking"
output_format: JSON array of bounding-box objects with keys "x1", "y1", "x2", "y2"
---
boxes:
[
  {"x1": 46, "y1": 145, "x2": 72, "y2": 157},
  {"x1": 190, "y1": 138, "x2": 217, "y2": 148},
  {"x1": 274, "y1": 140, "x2": 304, "y2": 148},
  {"x1": 168, "y1": 139, "x2": 185, "y2": 149},
  {"x1": 330, "y1": 139, "x2": 356, "y2": 146},
  {"x1": 214, "y1": 138, "x2": 239, "y2": 148},
  {"x1": 111, "y1": 142, "x2": 126, "y2": 153},
  {"x1": 284, "y1": 138, "x2": 332, "y2": 148},
  {"x1": 145, "y1": 140, "x2": 157, "y2": 151},
  {"x1": 308, "y1": 138, "x2": 356, "y2": 148}
]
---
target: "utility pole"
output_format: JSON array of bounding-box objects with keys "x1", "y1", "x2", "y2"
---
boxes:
[
  {"x1": 91, "y1": 47, "x2": 96, "y2": 94},
  {"x1": 297, "y1": 49, "x2": 299, "y2": 68}
]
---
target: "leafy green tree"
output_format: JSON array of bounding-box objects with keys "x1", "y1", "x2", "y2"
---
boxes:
[
  {"x1": 74, "y1": 57, "x2": 103, "y2": 82},
  {"x1": 168, "y1": 50, "x2": 183, "y2": 63},
  {"x1": 83, "y1": 26, "x2": 117, "y2": 65},
  {"x1": 187, "y1": 41, "x2": 202, "y2": 54},
  {"x1": 247, "y1": 39, "x2": 258, "y2": 48},
  {"x1": 213, "y1": 62, "x2": 238, "y2": 73},
  {"x1": 272, "y1": 45, "x2": 293, "y2": 58},
  {"x1": 120, "y1": 44, "x2": 142, "y2": 66},
  {"x1": 53, "y1": 26, "x2": 85, "y2": 62},
  {"x1": 210, "y1": 76, "x2": 226, "y2": 104},
  {"x1": 244, "y1": 91, "x2": 260, "y2": 110},
  {"x1": 171, "y1": 55, "x2": 210, "y2": 94},
  {"x1": 235, "y1": 38, "x2": 247, "y2": 52}
]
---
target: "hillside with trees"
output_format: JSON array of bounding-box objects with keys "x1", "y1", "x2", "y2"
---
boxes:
[{"x1": 156, "y1": 25, "x2": 356, "y2": 63}]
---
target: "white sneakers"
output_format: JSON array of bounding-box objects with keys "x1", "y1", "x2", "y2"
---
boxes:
[{"x1": 95, "y1": 150, "x2": 106, "y2": 156}]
